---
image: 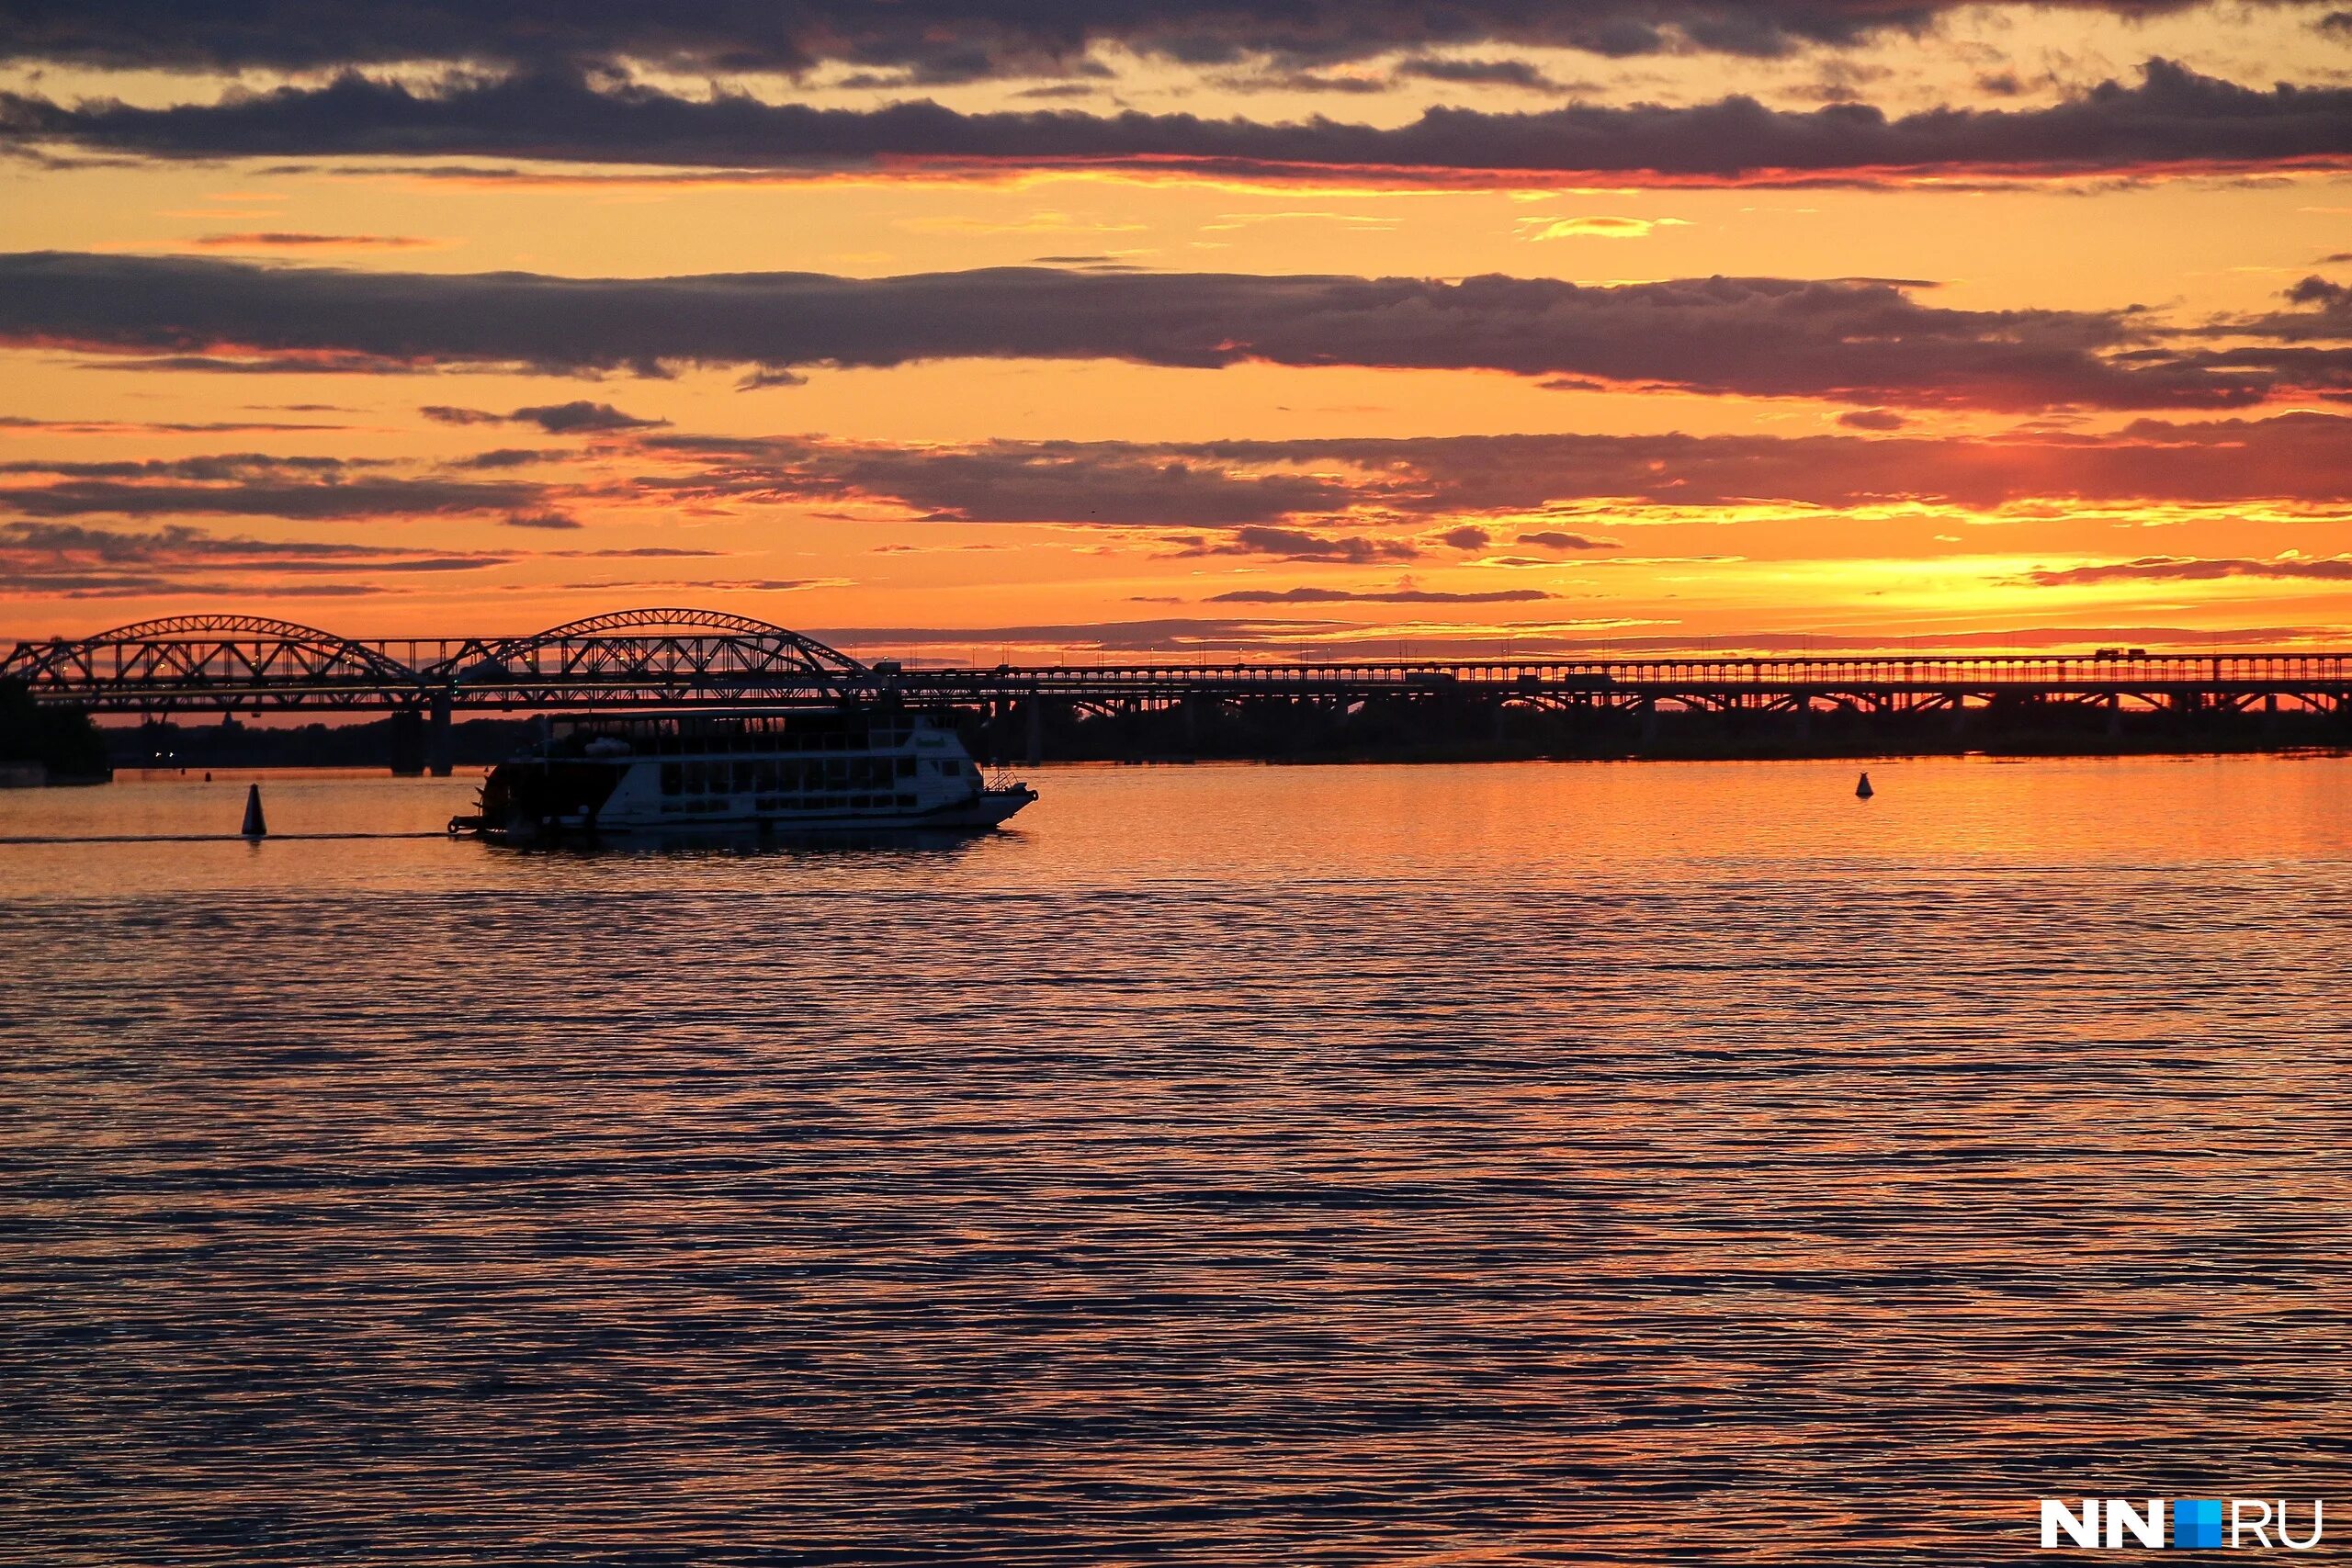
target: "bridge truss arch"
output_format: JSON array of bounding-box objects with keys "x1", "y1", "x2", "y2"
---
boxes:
[
  {"x1": 8, "y1": 613, "x2": 424, "y2": 710},
  {"x1": 449, "y1": 606, "x2": 869, "y2": 706}
]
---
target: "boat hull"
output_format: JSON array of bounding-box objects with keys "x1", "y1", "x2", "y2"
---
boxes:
[{"x1": 457, "y1": 784, "x2": 1036, "y2": 845}]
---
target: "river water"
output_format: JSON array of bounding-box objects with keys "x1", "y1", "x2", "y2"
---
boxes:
[{"x1": 3, "y1": 757, "x2": 2347, "y2": 1564}]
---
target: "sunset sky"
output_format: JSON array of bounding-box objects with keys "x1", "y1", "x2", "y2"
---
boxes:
[{"x1": 3, "y1": 0, "x2": 2351, "y2": 659}]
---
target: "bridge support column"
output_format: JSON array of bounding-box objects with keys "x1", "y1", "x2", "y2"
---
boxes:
[
  {"x1": 1025, "y1": 691, "x2": 1044, "y2": 767},
  {"x1": 1637, "y1": 696, "x2": 1658, "y2": 751},
  {"x1": 426, "y1": 688, "x2": 454, "y2": 777},
  {"x1": 388, "y1": 706, "x2": 425, "y2": 776},
  {"x1": 2106, "y1": 692, "x2": 2123, "y2": 739}
]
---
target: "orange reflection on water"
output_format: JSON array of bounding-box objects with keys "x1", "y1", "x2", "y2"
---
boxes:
[{"x1": 1, "y1": 755, "x2": 2346, "y2": 1562}]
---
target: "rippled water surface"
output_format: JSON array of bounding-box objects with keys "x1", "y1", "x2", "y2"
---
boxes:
[{"x1": 4, "y1": 758, "x2": 2348, "y2": 1564}]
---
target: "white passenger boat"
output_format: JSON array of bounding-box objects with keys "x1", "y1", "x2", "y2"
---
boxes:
[{"x1": 448, "y1": 708, "x2": 1036, "y2": 843}]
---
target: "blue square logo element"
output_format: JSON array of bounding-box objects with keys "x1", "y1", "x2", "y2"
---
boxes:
[{"x1": 2173, "y1": 1499, "x2": 2223, "y2": 1549}]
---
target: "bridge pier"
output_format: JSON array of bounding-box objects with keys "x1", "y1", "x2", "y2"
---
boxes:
[
  {"x1": 388, "y1": 706, "x2": 426, "y2": 776},
  {"x1": 1025, "y1": 691, "x2": 1044, "y2": 767},
  {"x1": 427, "y1": 688, "x2": 454, "y2": 777}
]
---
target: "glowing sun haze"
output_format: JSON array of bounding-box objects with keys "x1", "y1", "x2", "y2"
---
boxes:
[{"x1": 2, "y1": 0, "x2": 2349, "y2": 657}]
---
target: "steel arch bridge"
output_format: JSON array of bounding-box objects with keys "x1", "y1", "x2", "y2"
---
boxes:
[
  {"x1": 7, "y1": 609, "x2": 2352, "y2": 773},
  {"x1": 1, "y1": 608, "x2": 873, "y2": 711},
  {"x1": 0, "y1": 609, "x2": 881, "y2": 773}
]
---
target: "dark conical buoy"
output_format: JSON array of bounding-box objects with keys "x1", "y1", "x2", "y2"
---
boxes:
[
  {"x1": 1855, "y1": 771, "x2": 1874, "y2": 800},
  {"x1": 240, "y1": 783, "x2": 267, "y2": 838}
]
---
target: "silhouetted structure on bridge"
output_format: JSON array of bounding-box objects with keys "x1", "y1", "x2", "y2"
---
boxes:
[{"x1": 8, "y1": 610, "x2": 2351, "y2": 772}]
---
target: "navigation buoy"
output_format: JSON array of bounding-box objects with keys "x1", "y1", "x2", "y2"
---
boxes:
[
  {"x1": 1855, "y1": 771, "x2": 1875, "y2": 800},
  {"x1": 240, "y1": 783, "x2": 267, "y2": 838}
]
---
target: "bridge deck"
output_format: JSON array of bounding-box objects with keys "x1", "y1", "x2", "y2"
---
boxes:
[{"x1": 7, "y1": 613, "x2": 2350, "y2": 714}]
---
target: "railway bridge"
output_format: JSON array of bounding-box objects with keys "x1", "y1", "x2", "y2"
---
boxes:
[{"x1": 6, "y1": 610, "x2": 2351, "y2": 772}]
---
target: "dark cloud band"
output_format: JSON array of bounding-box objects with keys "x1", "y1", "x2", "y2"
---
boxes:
[
  {"x1": 630, "y1": 416, "x2": 2352, "y2": 525},
  {"x1": 0, "y1": 0, "x2": 2293, "y2": 77},
  {"x1": 2024, "y1": 553, "x2": 2352, "y2": 584},
  {"x1": 0, "y1": 519, "x2": 512, "y2": 598},
  {"x1": 6, "y1": 61, "x2": 2345, "y2": 185},
  {"x1": 0, "y1": 451, "x2": 549, "y2": 520},
  {"x1": 2, "y1": 251, "x2": 2321, "y2": 410}
]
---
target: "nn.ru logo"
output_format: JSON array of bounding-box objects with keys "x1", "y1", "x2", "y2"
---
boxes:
[{"x1": 2040, "y1": 1499, "x2": 2325, "y2": 1551}]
